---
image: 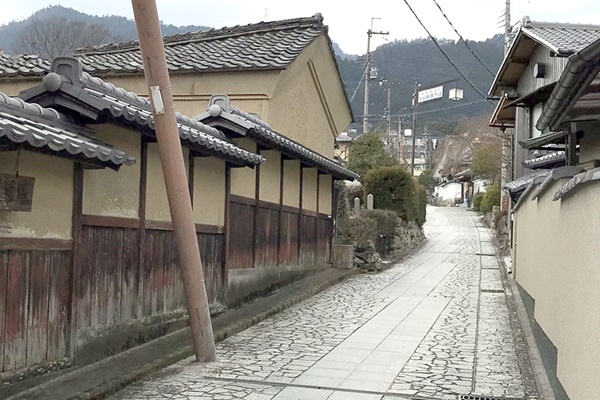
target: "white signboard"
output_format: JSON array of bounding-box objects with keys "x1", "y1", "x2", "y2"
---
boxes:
[
  {"x1": 404, "y1": 129, "x2": 412, "y2": 137},
  {"x1": 418, "y1": 85, "x2": 443, "y2": 103}
]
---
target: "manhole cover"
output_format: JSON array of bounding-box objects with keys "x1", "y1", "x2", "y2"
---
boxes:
[
  {"x1": 457, "y1": 395, "x2": 524, "y2": 400},
  {"x1": 480, "y1": 289, "x2": 504, "y2": 293}
]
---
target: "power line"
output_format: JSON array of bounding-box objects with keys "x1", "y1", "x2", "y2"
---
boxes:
[
  {"x1": 402, "y1": 0, "x2": 494, "y2": 103},
  {"x1": 431, "y1": 0, "x2": 496, "y2": 76},
  {"x1": 396, "y1": 99, "x2": 492, "y2": 117},
  {"x1": 349, "y1": 67, "x2": 366, "y2": 103}
]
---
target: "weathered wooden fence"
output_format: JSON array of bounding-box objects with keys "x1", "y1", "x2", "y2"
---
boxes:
[{"x1": 228, "y1": 196, "x2": 332, "y2": 269}]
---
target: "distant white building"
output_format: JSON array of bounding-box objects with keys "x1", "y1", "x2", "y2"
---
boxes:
[{"x1": 434, "y1": 181, "x2": 463, "y2": 204}]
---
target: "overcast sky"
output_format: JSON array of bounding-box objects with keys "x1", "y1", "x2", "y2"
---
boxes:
[{"x1": 2, "y1": 0, "x2": 599, "y2": 55}]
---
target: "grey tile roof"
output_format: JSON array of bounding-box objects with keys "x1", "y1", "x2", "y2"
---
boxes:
[
  {"x1": 0, "y1": 93, "x2": 135, "y2": 169},
  {"x1": 522, "y1": 20, "x2": 600, "y2": 54},
  {"x1": 196, "y1": 95, "x2": 359, "y2": 181},
  {"x1": 73, "y1": 14, "x2": 327, "y2": 75},
  {"x1": 20, "y1": 58, "x2": 263, "y2": 167},
  {"x1": 503, "y1": 169, "x2": 551, "y2": 193},
  {"x1": 0, "y1": 52, "x2": 51, "y2": 78},
  {"x1": 524, "y1": 151, "x2": 565, "y2": 169}
]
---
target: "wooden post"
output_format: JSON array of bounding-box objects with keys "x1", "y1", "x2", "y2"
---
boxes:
[
  {"x1": 131, "y1": 0, "x2": 216, "y2": 362},
  {"x1": 567, "y1": 123, "x2": 578, "y2": 166},
  {"x1": 69, "y1": 162, "x2": 83, "y2": 357},
  {"x1": 277, "y1": 156, "x2": 285, "y2": 265},
  {"x1": 223, "y1": 163, "x2": 231, "y2": 284},
  {"x1": 298, "y1": 164, "x2": 304, "y2": 261},
  {"x1": 253, "y1": 147, "x2": 262, "y2": 268},
  {"x1": 138, "y1": 138, "x2": 148, "y2": 320}
]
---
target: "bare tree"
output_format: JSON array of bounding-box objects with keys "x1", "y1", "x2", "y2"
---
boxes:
[{"x1": 13, "y1": 17, "x2": 110, "y2": 59}]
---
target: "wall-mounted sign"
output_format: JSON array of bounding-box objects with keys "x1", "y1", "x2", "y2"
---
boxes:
[
  {"x1": 418, "y1": 85, "x2": 443, "y2": 103},
  {"x1": 0, "y1": 173, "x2": 35, "y2": 212}
]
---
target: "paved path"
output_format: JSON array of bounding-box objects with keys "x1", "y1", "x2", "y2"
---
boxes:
[{"x1": 109, "y1": 207, "x2": 538, "y2": 400}]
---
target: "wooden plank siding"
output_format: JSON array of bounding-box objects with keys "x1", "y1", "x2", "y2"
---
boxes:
[
  {"x1": 0, "y1": 249, "x2": 71, "y2": 373},
  {"x1": 227, "y1": 195, "x2": 333, "y2": 270},
  {"x1": 75, "y1": 224, "x2": 224, "y2": 329}
]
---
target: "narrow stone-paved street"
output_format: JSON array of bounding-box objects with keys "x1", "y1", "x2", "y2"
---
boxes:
[{"x1": 109, "y1": 207, "x2": 539, "y2": 400}]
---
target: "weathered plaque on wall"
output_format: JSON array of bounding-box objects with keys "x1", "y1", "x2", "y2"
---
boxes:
[{"x1": 0, "y1": 173, "x2": 35, "y2": 212}]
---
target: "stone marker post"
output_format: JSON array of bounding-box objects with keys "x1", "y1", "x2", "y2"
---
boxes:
[
  {"x1": 354, "y1": 197, "x2": 360, "y2": 216},
  {"x1": 367, "y1": 193, "x2": 374, "y2": 210}
]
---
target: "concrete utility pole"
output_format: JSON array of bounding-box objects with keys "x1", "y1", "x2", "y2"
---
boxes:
[
  {"x1": 501, "y1": 0, "x2": 513, "y2": 212},
  {"x1": 362, "y1": 18, "x2": 389, "y2": 134},
  {"x1": 411, "y1": 81, "x2": 419, "y2": 176},
  {"x1": 504, "y1": 0, "x2": 511, "y2": 54},
  {"x1": 131, "y1": 0, "x2": 216, "y2": 362},
  {"x1": 386, "y1": 80, "x2": 392, "y2": 150}
]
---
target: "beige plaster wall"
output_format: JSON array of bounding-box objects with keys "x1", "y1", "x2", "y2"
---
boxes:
[
  {"x1": 514, "y1": 179, "x2": 600, "y2": 400},
  {"x1": 282, "y1": 160, "x2": 300, "y2": 208},
  {"x1": 230, "y1": 138, "x2": 257, "y2": 199},
  {"x1": 268, "y1": 35, "x2": 351, "y2": 158},
  {"x1": 259, "y1": 150, "x2": 281, "y2": 204},
  {"x1": 145, "y1": 144, "x2": 189, "y2": 221},
  {"x1": 82, "y1": 125, "x2": 140, "y2": 218},
  {"x1": 302, "y1": 168, "x2": 318, "y2": 212},
  {"x1": 193, "y1": 157, "x2": 226, "y2": 227},
  {"x1": 318, "y1": 174, "x2": 332, "y2": 215},
  {"x1": 89, "y1": 72, "x2": 277, "y2": 120},
  {"x1": 0, "y1": 151, "x2": 72, "y2": 239},
  {"x1": 0, "y1": 78, "x2": 43, "y2": 96},
  {"x1": 335, "y1": 142, "x2": 352, "y2": 161}
]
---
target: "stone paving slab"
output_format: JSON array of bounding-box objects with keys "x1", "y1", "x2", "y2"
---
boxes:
[{"x1": 107, "y1": 207, "x2": 540, "y2": 400}]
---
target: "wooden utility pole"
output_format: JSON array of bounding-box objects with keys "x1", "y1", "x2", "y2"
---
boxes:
[
  {"x1": 411, "y1": 82, "x2": 419, "y2": 176},
  {"x1": 362, "y1": 18, "x2": 389, "y2": 134},
  {"x1": 131, "y1": 0, "x2": 216, "y2": 362}
]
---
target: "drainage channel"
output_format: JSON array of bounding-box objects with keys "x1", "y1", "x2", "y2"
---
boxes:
[{"x1": 457, "y1": 395, "x2": 525, "y2": 400}]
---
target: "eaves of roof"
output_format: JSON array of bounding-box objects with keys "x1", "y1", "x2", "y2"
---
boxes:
[
  {"x1": 18, "y1": 57, "x2": 263, "y2": 168},
  {"x1": 523, "y1": 151, "x2": 565, "y2": 169},
  {"x1": 0, "y1": 93, "x2": 135, "y2": 170},
  {"x1": 519, "y1": 130, "x2": 566, "y2": 150},
  {"x1": 196, "y1": 97, "x2": 359, "y2": 181},
  {"x1": 537, "y1": 38, "x2": 600, "y2": 132},
  {"x1": 489, "y1": 21, "x2": 600, "y2": 98}
]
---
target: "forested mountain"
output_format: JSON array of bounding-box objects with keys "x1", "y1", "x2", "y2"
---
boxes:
[
  {"x1": 337, "y1": 35, "x2": 504, "y2": 131},
  {"x1": 0, "y1": 6, "x2": 210, "y2": 55}
]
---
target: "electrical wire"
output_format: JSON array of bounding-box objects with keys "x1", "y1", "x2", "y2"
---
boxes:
[
  {"x1": 396, "y1": 99, "x2": 490, "y2": 117},
  {"x1": 402, "y1": 0, "x2": 494, "y2": 103},
  {"x1": 349, "y1": 67, "x2": 367, "y2": 103},
  {"x1": 431, "y1": 0, "x2": 496, "y2": 76}
]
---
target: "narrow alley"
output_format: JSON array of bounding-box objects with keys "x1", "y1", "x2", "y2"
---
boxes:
[{"x1": 109, "y1": 207, "x2": 539, "y2": 400}]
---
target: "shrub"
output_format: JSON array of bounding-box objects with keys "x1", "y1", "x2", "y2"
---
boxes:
[
  {"x1": 481, "y1": 185, "x2": 501, "y2": 214},
  {"x1": 343, "y1": 215, "x2": 377, "y2": 251},
  {"x1": 363, "y1": 166, "x2": 417, "y2": 222},
  {"x1": 353, "y1": 210, "x2": 399, "y2": 255},
  {"x1": 472, "y1": 193, "x2": 484, "y2": 212},
  {"x1": 415, "y1": 184, "x2": 427, "y2": 226},
  {"x1": 346, "y1": 181, "x2": 364, "y2": 208},
  {"x1": 334, "y1": 180, "x2": 349, "y2": 242}
]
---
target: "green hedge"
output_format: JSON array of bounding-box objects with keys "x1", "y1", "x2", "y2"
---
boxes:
[
  {"x1": 481, "y1": 185, "x2": 501, "y2": 214},
  {"x1": 416, "y1": 184, "x2": 427, "y2": 226},
  {"x1": 363, "y1": 166, "x2": 425, "y2": 225},
  {"x1": 472, "y1": 193, "x2": 484, "y2": 212}
]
